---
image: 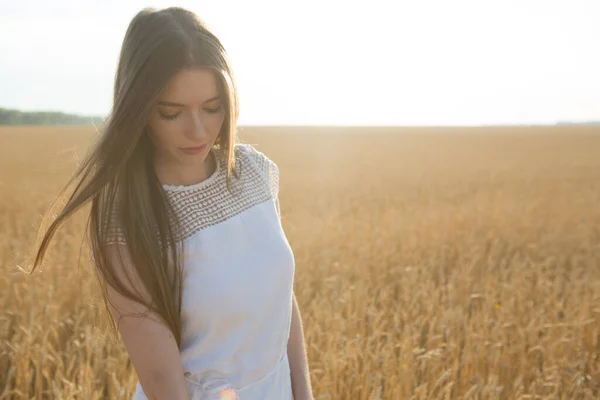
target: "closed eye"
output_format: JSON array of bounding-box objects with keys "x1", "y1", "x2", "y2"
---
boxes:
[
  {"x1": 159, "y1": 112, "x2": 180, "y2": 120},
  {"x1": 158, "y1": 106, "x2": 222, "y2": 121},
  {"x1": 205, "y1": 106, "x2": 223, "y2": 114}
]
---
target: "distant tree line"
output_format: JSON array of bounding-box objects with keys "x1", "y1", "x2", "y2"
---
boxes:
[{"x1": 0, "y1": 107, "x2": 105, "y2": 126}]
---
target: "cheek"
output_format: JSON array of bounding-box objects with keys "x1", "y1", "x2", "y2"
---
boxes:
[
  {"x1": 148, "y1": 118, "x2": 182, "y2": 150},
  {"x1": 207, "y1": 112, "x2": 226, "y2": 133}
]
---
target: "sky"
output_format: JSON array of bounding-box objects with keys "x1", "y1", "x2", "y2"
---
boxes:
[{"x1": 0, "y1": 0, "x2": 598, "y2": 126}]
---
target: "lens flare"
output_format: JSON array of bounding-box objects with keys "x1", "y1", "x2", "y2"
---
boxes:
[{"x1": 219, "y1": 386, "x2": 238, "y2": 400}]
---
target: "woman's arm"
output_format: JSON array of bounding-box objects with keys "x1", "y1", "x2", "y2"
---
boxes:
[
  {"x1": 287, "y1": 292, "x2": 314, "y2": 400},
  {"x1": 105, "y1": 245, "x2": 191, "y2": 400}
]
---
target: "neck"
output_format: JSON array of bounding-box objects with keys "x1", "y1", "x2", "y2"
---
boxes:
[{"x1": 154, "y1": 149, "x2": 216, "y2": 187}]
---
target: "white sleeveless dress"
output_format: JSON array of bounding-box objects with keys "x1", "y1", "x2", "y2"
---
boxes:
[{"x1": 107, "y1": 143, "x2": 295, "y2": 400}]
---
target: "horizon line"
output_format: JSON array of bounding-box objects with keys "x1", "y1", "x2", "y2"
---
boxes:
[{"x1": 1, "y1": 106, "x2": 599, "y2": 128}]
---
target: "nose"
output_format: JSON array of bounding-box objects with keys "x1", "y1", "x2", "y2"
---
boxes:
[{"x1": 187, "y1": 112, "x2": 209, "y2": 141}]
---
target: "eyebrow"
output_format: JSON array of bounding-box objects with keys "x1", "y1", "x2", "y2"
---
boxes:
[{"x1": 157, "y1": 96, "x2": 220, "y2": 107}]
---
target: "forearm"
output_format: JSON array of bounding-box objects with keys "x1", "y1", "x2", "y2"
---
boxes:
[{"x1": 287, "y1": 292, "x2": 314, "y2": 400}]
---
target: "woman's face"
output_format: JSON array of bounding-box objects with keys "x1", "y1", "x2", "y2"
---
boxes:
[{"x1": 148, "y1": 67, "x2": 226, "y2": 170}]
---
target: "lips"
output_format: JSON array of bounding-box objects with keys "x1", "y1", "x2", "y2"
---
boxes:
[
  {"x1": 182, "y1": 144, "x2": 207, "y2": 151},
  {"x1": 180, "y1": 144, "x2": 208, "y2": 154}
]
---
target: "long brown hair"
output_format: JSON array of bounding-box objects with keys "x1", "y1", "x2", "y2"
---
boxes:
[{"x1": 29, "y1": 7, "x2": 240, "y2": 348}]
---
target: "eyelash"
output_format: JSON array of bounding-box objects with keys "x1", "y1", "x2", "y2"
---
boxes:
[
  {"x1": 159, "y1": 106, "x2": 223, "y2": 120},
  {"x1": 160, "y1": 113, "x2": 179, "y2": 120}
]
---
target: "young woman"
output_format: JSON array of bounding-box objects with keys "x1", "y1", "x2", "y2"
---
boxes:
[{"x1": 32, "y1": 7, "x2": 313, "y2": 400}]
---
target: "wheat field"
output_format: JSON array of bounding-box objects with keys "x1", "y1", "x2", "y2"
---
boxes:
[{"x1": 1, "y1": 125, "x2": 600, "y2": 399}]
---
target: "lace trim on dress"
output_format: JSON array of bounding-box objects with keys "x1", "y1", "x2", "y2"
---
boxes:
[{"x1": 103, "y1": 143, "x2": 279, "y2": 245}]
